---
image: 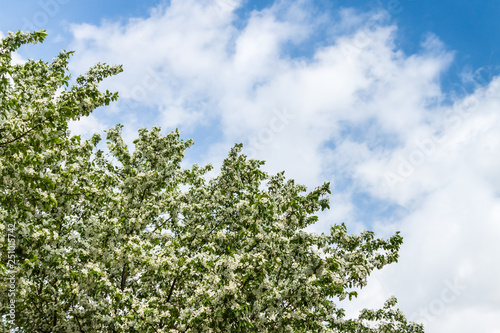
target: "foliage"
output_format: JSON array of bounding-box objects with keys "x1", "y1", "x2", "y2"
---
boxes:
[{"x1": 0, "y1": 31, "x2": 424, "y2": 332}]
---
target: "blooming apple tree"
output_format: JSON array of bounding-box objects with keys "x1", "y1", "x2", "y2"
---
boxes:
[{"x1": 0, "y1": 31, "x2": 424, "y2": 332}]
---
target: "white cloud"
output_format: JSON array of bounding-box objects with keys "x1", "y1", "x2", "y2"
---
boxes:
[
  {"x1": 63, "y1": 1, "x2": 500, "y2": 332},
  {"x1": 68, "y1": 114, "x2": 107, "y2": 138}
]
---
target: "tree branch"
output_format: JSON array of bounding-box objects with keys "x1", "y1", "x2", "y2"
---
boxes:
[
  {"x1": 0, "y1": 120, "x2": 45, "y2": 147},
  {"x1": 120, "y1": 263, "x2": 128, "y2": 291},
  {"x1": 166, "y1": 277, "x2": 178, "y2": 303}
]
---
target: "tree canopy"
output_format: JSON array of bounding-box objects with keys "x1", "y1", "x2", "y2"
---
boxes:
[{"x1": 0, "y1": 31, "x2": 424, "y2": 332}]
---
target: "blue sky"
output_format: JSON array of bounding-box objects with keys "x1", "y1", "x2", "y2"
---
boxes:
[
  {"x1": 3, "y1": 0, "x2": 500, "y2": 90},
  {"x1": 2, "y1": 1, "x2": 500, "y2": 331}
]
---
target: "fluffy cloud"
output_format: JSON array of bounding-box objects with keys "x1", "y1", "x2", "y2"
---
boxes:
[{"x1": 64, "y1": 1, "x2": 500, "y2": 332}]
